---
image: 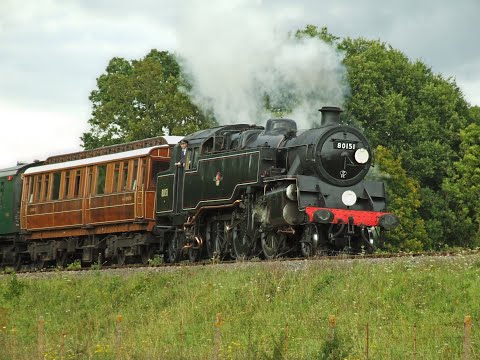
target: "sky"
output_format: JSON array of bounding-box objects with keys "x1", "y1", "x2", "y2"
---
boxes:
[{"x1": 0, "y1": 0, "x2": 479, "y2": 169}]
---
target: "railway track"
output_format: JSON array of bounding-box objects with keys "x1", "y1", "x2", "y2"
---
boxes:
[{"x1": 4, "y1": 248, "x2": 478, "y2": 276}]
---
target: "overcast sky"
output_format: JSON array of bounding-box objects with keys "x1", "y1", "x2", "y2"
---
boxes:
[{"x1": 1, "y1": 0, "x2": 479, "y2": 169}]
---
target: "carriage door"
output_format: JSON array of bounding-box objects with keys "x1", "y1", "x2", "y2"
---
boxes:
[
  {"x1": 134, "y1": 159, "x2": 146, "y2": 219},
  {"x1": 83, "y1": 166, "x2": 94, "y2": 225}
]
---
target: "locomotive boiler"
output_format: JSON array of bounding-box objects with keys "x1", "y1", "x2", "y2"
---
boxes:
[{"x1": 156, "y1": 106, "x2": 398, "y2": 262}]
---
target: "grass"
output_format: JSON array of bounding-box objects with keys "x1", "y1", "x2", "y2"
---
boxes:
[{"x1": 0, "y1": 254, "x2": 479, "y2": 359}]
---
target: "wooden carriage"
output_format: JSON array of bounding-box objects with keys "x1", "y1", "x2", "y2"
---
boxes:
[{"x1": 19, "y1": 136, "x2": 182, "y2": 266}]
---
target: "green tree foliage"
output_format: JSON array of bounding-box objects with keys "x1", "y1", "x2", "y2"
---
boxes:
[
  {"x1": 442, "y1": 115, "x2": 480, "y2": 247},
  {"x1": 374, "y1": 146, "x2": 429, "y2": 251},
  {"x1": 81, "y1": 50, "x2": 215, "y2": 149}
]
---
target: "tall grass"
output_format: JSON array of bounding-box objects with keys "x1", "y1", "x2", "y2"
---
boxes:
[{"x1": 0, "y1": 254, "x2": 479, "y2": 359}]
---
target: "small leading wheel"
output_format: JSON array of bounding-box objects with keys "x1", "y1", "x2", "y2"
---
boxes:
[
  {"x1": 261, "y1": 232, "x2": 285, "y2": 259},
  {"x1": 231, "y1": 223, "x2": 250, "y2": 259}
]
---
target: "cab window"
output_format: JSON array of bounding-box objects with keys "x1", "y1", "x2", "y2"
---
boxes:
[{"x1": 191, "y1": 147, "x2": 200, "y2": 169}]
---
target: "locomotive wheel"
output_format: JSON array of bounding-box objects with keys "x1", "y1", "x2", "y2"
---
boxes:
[
  {"x1": 206, "y1": 221, "x2": 226, "y2": 260},
  {"x1": 231, "y1": 223, "x2": 250, "y2": 259},
  {"x1": 166, "y1": 240, "x2": 178, "y2": 263},
  {"x1": 166, "y1": 232, "x2": 182, "y2": 263},
  {"x1": 261, "y1": 232, "x2": 285, "y2": 259}
]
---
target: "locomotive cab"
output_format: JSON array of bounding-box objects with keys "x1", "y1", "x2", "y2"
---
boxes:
[{"x1": 264, "y1": 118, "x2": 297, "y2": 135}]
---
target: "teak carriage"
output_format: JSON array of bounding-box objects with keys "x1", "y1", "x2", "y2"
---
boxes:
[{"x1": 17, "y1": 136, "x2": 181, "y2": 267}]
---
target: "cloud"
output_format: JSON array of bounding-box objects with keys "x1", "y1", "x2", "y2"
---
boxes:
[
  {"x1": 0, "y1": 0, "x2": 176, "y2": 109},
  {"x1": 0, "y1": 102, "x2": 87, "y2": 167}
]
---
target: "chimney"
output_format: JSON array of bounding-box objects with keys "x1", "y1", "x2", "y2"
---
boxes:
[{"x1": 319, "y1": 106, "x2": 342, "y2": 126}]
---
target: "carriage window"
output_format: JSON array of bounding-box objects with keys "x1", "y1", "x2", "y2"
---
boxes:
[
  {"x1": 73, "y1": 170, "x2": 82, "y2": 197},
  {"x1": 141, "y1": 159, "x2": 147, "y2": 186},
  {"x1": 28, "y1": 177, "x2": 34, "y2": 203},
  {"x1": 112, "y1": 163, "x2": 120, "y2": 192},
  {"x1": 86, "y1": 167, "x2": 93, "y2": 195},
  {"x1": 63, "y1": 171, "x2": 70, "y2": 199},
  {"x1": 96, "y1": 165, "x2": 107, "y2": 195},
  {"x1": 35, "y1": 175, "x2": 42, "y2": 202},
  {"x1": 43, "y1": 174, "x2": 50, "y2": 201},
  {"x1": 131, "y1": 159, "x2": 139, "y2": 190},
  {"x1": 120, "y1": 161, "x2": 129, "y2": 191},
  {"x1": 52, "y1": 172, "x2": 61, "y2": 200}
]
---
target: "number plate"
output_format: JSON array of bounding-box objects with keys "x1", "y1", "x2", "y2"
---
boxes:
[{"x1": 333, "y1": 141, "x2": 356, "y2": 150}]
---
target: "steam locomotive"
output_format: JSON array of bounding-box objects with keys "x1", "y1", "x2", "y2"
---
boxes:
[
  {"x1": 0, "y1": 106, "x2": 397, "y2": 269},
  {"x1": 156, "y1": 106, "x2": 398, "y2": 262}
]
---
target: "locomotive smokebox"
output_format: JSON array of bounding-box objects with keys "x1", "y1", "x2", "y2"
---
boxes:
[{"x1": 319, "y1": 106, "x2": 342, "y2": 126}]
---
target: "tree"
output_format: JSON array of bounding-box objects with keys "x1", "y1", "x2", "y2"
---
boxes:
[
  {"x1": 373, "y1": 146, "x2": 429, "y2": 251},
  {"x1": 441, "y1": 119, "x2": 480, "y2": 247},
  {"x1": 81, "y1": 50, "x2": 215, "y2": 149}
]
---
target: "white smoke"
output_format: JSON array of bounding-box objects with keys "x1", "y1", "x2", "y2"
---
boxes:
[{"x1": 176, "y1": 0, "x2": 348, "y2": 128}]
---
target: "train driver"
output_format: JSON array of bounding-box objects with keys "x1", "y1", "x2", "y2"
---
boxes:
[{"x1": 175, "y1": 139, "x2": 189, "y2": 167}]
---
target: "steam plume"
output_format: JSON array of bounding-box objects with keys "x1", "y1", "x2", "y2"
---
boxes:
[{"x1": 176, "y1": 0, "x2": 348, "y2": 128}]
